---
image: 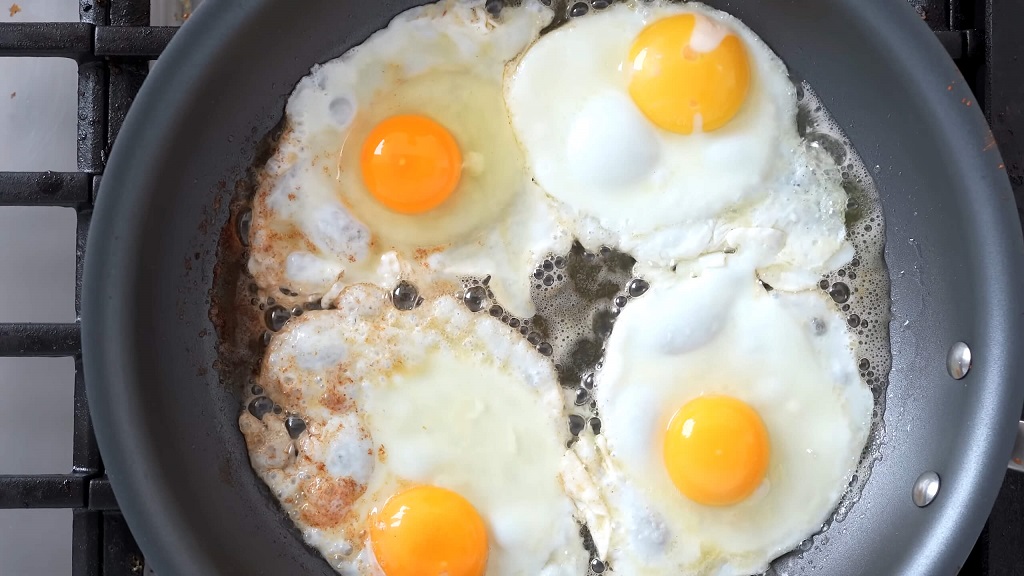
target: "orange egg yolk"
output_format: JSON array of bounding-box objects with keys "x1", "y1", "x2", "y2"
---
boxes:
[
  {"x1": 628, "y1": 14, "x2": 751, "y2": 134},
  {"x1": 369, "y1": 485, "x2": 488, "y2": 576},
  {"x1": 360, "y1": 114, "x2": 462, "y2": 214},
  {"x1": 663, "y1": 395, "x2": 770, "y2": 506}
]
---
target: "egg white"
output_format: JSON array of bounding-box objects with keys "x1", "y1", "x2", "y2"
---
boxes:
[
  {"x1": 564, "y1": 250, "x2": 873, "y2": 575},
  {"x1": 240, "y1": 286, "x2": 587, "y2": 575},
  {"x1": 248, "y1": 0, "x2": 570, "y2": 318},
  {"x1": 505, "y1": 1, "x2": 852, "y2": 290}
]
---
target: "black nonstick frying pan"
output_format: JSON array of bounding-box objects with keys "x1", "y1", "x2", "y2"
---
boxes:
[{"x1": 82, "y1": 0, "x2": 1024, "y2": 574}]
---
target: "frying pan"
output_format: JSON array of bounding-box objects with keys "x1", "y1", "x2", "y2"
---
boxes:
[{"x1": 81, "y1": 0, "x2": 1024, "y2": 574}]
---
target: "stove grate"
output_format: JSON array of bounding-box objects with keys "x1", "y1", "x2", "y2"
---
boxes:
[{"x1": 0, "y1": 1, "x2": 172, "y2": 574}]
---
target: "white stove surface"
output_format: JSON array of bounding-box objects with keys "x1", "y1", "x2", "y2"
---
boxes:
[{"x1": 0, "y1": 1, "x2": 185, "y2": 572}]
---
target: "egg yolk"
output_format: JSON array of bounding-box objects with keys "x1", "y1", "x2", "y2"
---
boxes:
[
  {"x1": 369, "y1": 485, "x2": 488, "y2": 576},
  {"x1": 663, "y1": 395, "x2": 770, "y2": 506},
  {"x1": 628, "y1": 14, "x2": 751, "y2": 134},
  {"x1": 360, "y1": 114, "x2": 462, "y2": 214}
]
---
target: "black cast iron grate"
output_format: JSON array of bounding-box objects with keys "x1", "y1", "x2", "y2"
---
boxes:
[
  {"x1": 0, "y1": 0, "x2": 174, "y2": 574},
  {"x1": 0, "y1": 0, "x2": 1020, "y2": 574}
]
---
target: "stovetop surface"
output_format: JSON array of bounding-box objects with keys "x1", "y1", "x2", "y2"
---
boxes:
[{"x1": 0, "y1": 0, "x2": 1021, "y2": 574}]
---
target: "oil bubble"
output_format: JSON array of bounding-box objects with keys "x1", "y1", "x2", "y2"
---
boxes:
[
  {"x1": 463, "y1": 286, "x2": 488, "y2": 312},
  {"x1": 284, "y1": 416, "x2": 307, "y2": 439},
  {"x1": 568, "y1": 414, "x2": 586, "y2": 436},
  {"x1": 247, "y1": 396, "x2": 274, "y2": 419},
  {"x1": 391, "y1": 281, "x2": 420, "y2": 311},
  {"x1": 265, "y1": 305, "x2": 290, "y2": 332},
  {"x1": 829, "y1": 282, "x2": 851, "y2": 304},
  {"x1": 627, "y1": 278, "x2": 650, "y2": 297}
]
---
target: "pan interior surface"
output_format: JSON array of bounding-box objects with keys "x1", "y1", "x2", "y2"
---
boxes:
[{"x1": 82, "y1": 1, "x2": 1024, "y2": 575}]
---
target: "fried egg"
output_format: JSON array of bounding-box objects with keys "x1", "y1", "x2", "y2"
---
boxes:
[
  {"x1": 563, "y1": 246, "x2": 873, "y2": 575},
  {"x1": 505, "y1": 1, "x2": 852, "y2": 290},
  {"x1": 240, "y1": 286, "x2": 587, "y2": 575},
  {"x1": 248, "y1": 0, "x2": 569, "y2": 317}
]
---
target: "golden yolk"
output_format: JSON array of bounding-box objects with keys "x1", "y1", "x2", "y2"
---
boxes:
[
  {"x1": 369, "y1": 485, "x2": 488, "y2": 576},
  {"x1": 628, "y1": 14, "x2": 751, "y2": 134},
  {"x1": 360, "y1": 114, "x2": 462, "y2": 214},
  {"x1": 663, "y1": 395, "x2": 770, "y2": 506}
]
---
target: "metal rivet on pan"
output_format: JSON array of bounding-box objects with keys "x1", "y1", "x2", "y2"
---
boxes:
[
  {"x1": 912, "y1": 471, "x2": 941, "y2": 507},
  {"x1": 947, "y1": 342, "x2": 972, "y2": 380}
]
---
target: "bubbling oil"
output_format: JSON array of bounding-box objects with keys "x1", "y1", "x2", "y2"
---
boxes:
[
  {"x1": 765, "y1": 83, "x2": 892, "y2": 574},
  {"x1": 230, "y1": 2, "x2": 892, "y2": 573}
]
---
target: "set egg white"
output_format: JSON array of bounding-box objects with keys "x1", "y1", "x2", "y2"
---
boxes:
[
  {"x1": 505, "y1": 1, "x2": 853, "y2": 289},
  {"x1": 563, "y1": 250, "x2": 873, "y2": 575},
  {"x1": 241, "y1": 286, "x2": 588, "y2": 575}
]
